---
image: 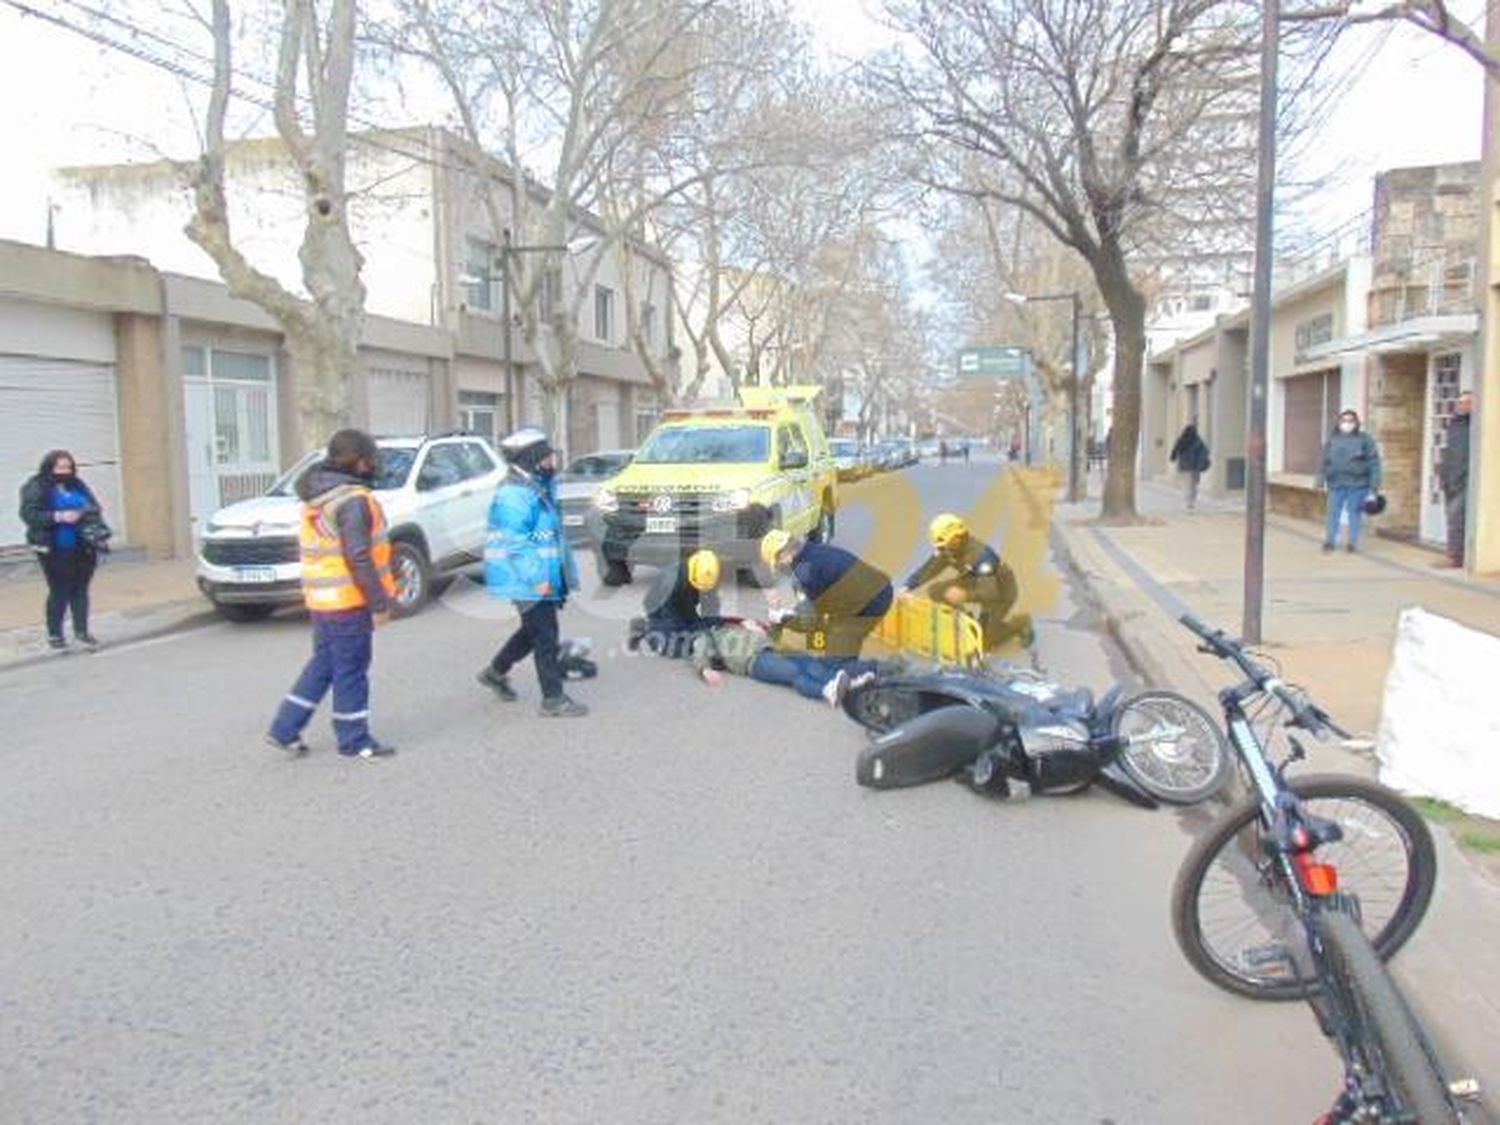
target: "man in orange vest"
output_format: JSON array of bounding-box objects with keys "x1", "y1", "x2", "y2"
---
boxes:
[{"x1": 267, "y1": 429, "x2": 399, "y2": 759}]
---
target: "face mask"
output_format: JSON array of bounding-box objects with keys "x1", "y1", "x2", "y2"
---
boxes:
[
  {"x1": 535, "y1": 463, "x2": 556, "y2": 481},
  {"x1": 1339, "y1": 422, "x2": 1356, "y2": 434}
]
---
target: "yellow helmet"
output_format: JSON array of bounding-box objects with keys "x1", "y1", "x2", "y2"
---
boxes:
[
  {"x1": 687, "y1": 549, "x2": 721, "y2": 592},
  {"x1": 930, "y1": 513, "x2": 969, "y2": 551},
  {"x1": 760, "y1": 528, "x2": 793, "y2": 570}
]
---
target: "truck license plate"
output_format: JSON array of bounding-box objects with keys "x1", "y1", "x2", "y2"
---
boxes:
[
  {"x1": 233, "y1": 566, "x2": 279, "y2": 583},
  {"x1": 645, "y1": 516, "x2": 678, "y2": 534}
]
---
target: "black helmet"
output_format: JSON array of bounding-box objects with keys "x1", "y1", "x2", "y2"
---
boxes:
[{"x1": 1362, "y1": 493, "x2": 1387, "y2": 516}]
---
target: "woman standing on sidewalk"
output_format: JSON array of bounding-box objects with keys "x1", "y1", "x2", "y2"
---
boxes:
[
  {"x1": 1318, "y1": 409, "x2": 1382, "y2": 554},
  {"x1": 19, "y1": 449, "x2": 109, "y2": 650},
  {"x1": 1169, "y1": 422, "x2": 1211, "y2": 510}
]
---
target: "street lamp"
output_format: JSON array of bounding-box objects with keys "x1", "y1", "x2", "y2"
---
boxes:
[
  {"x1": 462, "y1": 229, "x2": 598, "y2": 433},
  {"x1": 1004, "y1": 290, "x2": 1083, "y2": 501}
]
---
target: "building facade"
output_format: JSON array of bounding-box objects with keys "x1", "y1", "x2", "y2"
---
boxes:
[
  {"x1": 1142, "y1": 162, "x2": 1482, "y2": 554},
  {"x1": 53, "y1": 126, "x2": 676, "y2": 462}
]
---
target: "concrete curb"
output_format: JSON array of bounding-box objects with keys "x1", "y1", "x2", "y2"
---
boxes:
[{"x1": 0, "y1": 598, "x2": 220, "y2": 673}]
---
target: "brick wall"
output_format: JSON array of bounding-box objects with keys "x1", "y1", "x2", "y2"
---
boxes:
[{"x1": 1366, "y1": 353, "x2": 1426, "y2": 537}]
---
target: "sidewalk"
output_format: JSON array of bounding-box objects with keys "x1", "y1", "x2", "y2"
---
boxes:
[
  {"x1": 0, "y1": 553, "x2": 214, "y2": 669},
  {"x1": 1051, "y1": 473, "x2": 1500, "y2": 1113}
]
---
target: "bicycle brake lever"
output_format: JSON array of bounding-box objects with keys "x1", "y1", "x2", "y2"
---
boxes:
[{"x1": 1275, "y1": 737, "x2": 1308, "y2": 780}]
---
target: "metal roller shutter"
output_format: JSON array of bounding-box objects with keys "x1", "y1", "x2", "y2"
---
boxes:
[
  {"x1": 0, "y1": 356, "x2": 124, "y2": 547},
  {"x1": 368, "y1": 369, "x2": 431, "y2": 436}
]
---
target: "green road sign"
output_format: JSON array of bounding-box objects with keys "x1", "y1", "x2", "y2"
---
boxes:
[{"x1": 956, "y1": 345, "x2": 1031, "y2": 379}]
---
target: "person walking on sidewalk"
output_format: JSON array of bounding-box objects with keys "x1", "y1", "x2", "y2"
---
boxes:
[
  {"x1": 19, "y1": 449, "x2": 111, "y2": 651},
  {"x1": 1318, "y1": 409, "x2": 1382, "y2": 554},
  {"x1": 1437, "y1": 390, "x2": 1474, "y2": 569},
  {"x1": 477, "y1": 428, "x2": 588, "y2": 718},
  {"x1": 267, "y1": 430, "x2": 397, "y2": 760},
  {"x1": 1169, "y1": 422, "x2": 1211, "y2": 511}
]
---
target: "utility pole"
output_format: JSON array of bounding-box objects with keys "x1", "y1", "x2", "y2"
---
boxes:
[
  {"x1": 1243, "y1": 0, "x2": 1279, "y2": 645},
  {"x1": 1069, "y1": 291, "x2": 1082, "y2": 502},
  {"x1": 500, "y1": 228, "x2": 515, "y2": 433}
]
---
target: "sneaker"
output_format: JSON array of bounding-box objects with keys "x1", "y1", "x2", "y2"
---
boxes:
[
  {"x1": 264, "y1": 732, "x2": 310, "y2": 756},
  {"x1": 47, "y1": 636, "x2": 68, "y2": 651},
  {"x1": 539, "y1": 694, "x2": 589, "y2": 718},
  {"x1": 76, "y1": 633, "x2": 100, "y2": 651},
  {"x1": 476, "y1": 666, "x2": 519, "y2": 701},
  {"x1": 822, "y1": 668, "x2": 850, "y2": 708},
  {"x1": 343, "y1": 741, "x2": 396, "y2": 759},
  {"x1": 1320, "y1": 542, "x2": 1333, "y2": 554},
  {"x1": 848, "y1": 670, "x2": 877, "y2": 693}
]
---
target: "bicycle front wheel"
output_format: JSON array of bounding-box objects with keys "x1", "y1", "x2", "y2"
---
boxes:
[
  {"x1": 1319, "y1": 906, "x2": 1458, "y2": 1123},
  {"x1": 1172, "y1": 774, "x2": 1437, "y2": 1001}
]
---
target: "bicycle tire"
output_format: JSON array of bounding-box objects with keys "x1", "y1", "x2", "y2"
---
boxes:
[
  {"x1": 1172, "y1": 774, "x2": 1437, "y2": 1001},
  {"x1": 1319, "y1": 906, "x2": 1458, "y2": 1123},
  {"x1": 1111, "y1": 690, "x2": 1232, "y2": 805}
]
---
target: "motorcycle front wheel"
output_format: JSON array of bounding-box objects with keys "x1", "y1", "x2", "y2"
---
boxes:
[{"x1": 1111, "y1": 690, "x2": 1231, "y2": 804}]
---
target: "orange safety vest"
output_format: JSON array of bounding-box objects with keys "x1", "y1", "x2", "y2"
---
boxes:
[{"x1": 299, "y1": 484, "x2": 398, "y2": 613}]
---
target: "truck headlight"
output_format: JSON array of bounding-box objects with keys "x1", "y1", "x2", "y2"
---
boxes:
[
  {"x1": 711, "y1": 488, "x2": 752, "y2": 513},
  {"x1": 595, "y1": 488, "x2": 619, "y2": 513}
]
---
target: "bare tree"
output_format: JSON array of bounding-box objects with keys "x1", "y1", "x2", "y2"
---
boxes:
[
  {"x1": 1286, "y1": 0, "x2": 1500, "y2": 76},
  {"x1": 873, "y1": 0, "x2": 1274, "y2": 520},
  {"x1": 188, "y1": 0, "x2": 366, "y2": 445},
  {"x1": 386, "y1": 0, "x2": 725, "y2": 445}
]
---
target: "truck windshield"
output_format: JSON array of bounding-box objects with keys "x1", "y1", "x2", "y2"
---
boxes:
[
  {"x1": 634, "y1": 425, "x2": 770, "y2": 464},
  {"x1": 267, "y1": 448, "x2": 417, "y2": 496}
]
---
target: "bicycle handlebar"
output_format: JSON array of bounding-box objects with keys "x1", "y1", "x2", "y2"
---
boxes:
[{"x1": 1178, "y1": 614, "x2": 1350, "y2": 740}]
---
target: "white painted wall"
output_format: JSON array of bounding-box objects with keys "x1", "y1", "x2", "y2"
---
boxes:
[{"x1": 55, "y1": 142, "x2": 439, "y2": 325}]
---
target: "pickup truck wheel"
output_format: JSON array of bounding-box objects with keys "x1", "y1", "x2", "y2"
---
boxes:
[
  {"x1": 601, "y1": 558, "x2": 632, "y2": 587},
  {"x1": 390, "y1": 540, "x2": 432, "y2": 616},
  {"x1": 216, "y1": 603, "x2": 276, "y2": 623}
]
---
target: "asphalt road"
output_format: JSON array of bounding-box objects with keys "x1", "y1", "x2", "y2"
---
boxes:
[{"x1": 1, "y1": 457, "x2": 1338, "y2": 1124}]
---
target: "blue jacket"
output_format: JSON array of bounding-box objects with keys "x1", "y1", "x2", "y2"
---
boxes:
[
  {"x1": 792, "y1": 542, "x2": 893, "y2": 620},
  {"x1": 1319, "y1": 430, "x2": 1381, "y2": 491},
  {"x1": 484, "y1": 469, "x2": 578, "y2": 603}
]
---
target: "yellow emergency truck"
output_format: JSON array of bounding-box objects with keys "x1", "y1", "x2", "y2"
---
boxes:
[{"x1": 591, "y1": 386, "x2": 838, "y2": 585}]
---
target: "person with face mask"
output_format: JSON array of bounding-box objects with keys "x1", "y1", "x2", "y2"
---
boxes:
[
  {"x1": 1317, "y1": 409, "x2": 1382, "y2": 553},
  {"x1": 19, "y1": 448, "x2": 108, "y2": 650},
  {"x1": 266, "y1": 429, "x2": 398, "y2": 759},
  {"x1": 477, "y1": 428, "x2": 588, "y2": 718}
]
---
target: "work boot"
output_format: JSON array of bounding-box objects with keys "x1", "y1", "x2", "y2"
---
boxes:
[
  {"x1": 540, "y1": 694, "x2": 589, "y2": 718},
  {"x1": 264, "y1": 732, "x2": 310, "y2": 756},
  {"x1": 344, "y1": 741, "x2": 396, "y2": 760},
  {"x1": 477, "y1": 666, "x2": 519, "y2": 701}
]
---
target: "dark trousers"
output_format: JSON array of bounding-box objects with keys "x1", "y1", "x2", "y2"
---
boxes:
[
  {"x1": 270, "y1": 609, "x2": 376, "y2": 753},
  {"x1": 750, "y1": 650, "x2": 878, "y2": 700},
  {"x1": 40, "y1": 548, "x2": 96, "y2": 639},
  {"x1": 491, "y1": 600, "x2": 563, "y2": 699},
  {"x1": 1445, "y1": 491, "x2": 1467, "y2": 564}
]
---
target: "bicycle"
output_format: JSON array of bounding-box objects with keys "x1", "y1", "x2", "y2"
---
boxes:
[{"x1": 1172, "y1": 614, "x2": 1462, "y2": 1124}]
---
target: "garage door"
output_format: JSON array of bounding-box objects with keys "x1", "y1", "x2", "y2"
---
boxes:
[
  {"x1": 368, "y1": 369, "x2": 431, "y2": 436},
  {"x1": 0, "y1": 356, "x2": 124, "y2": 548}
]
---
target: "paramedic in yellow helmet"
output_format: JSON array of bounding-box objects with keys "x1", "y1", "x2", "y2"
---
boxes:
[
  {"x1": 904, "y1": 513, "x2": 1025, "y2": 648},
  {"x1": 628, "y1": 547, "x2": 727, "y2": 657}
]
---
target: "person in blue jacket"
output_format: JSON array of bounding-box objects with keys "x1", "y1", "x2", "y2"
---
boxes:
[
  {"x1": 476, "y1": 428, "x2": 588, "y2": 718},
  {"x1": 19, "y1": 449, "x2": 110, "y2": 651}
]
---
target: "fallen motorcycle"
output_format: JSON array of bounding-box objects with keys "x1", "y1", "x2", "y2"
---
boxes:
[{"x1": 844, "y1": 668, "x2": 1230, "y2": 807}]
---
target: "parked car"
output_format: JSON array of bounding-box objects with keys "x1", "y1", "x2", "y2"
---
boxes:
[
  {"x1": 592, "y1": 385, "x2": 838, "y2": 586},
  {"x1": 918, "y1": 439, "x2": 942, "y2": 460},
  {"x1": 874, "y1": 439, "x2": 908, "y2": 471},
  {"x1": 195, "y1": 432, "x2": 505, "y2": 621},
  {"x1": 829, "y1": 438, "x2": 867, "y2": 482},
  {"x1": 557, "y1": 449, "x2": 634, "y2": 545}
]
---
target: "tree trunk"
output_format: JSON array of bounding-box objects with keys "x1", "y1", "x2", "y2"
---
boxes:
[
  {"x1": 1101, "y1": 278, "x2": 1146, "y2": 522},
  {"x1": 283, "y1": 329, "x2": 352, "y2": 448}
]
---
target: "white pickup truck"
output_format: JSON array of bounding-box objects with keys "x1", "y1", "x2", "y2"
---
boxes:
[{"x1": 195, "y1": 433, "x2": 505, "y2": 621}]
